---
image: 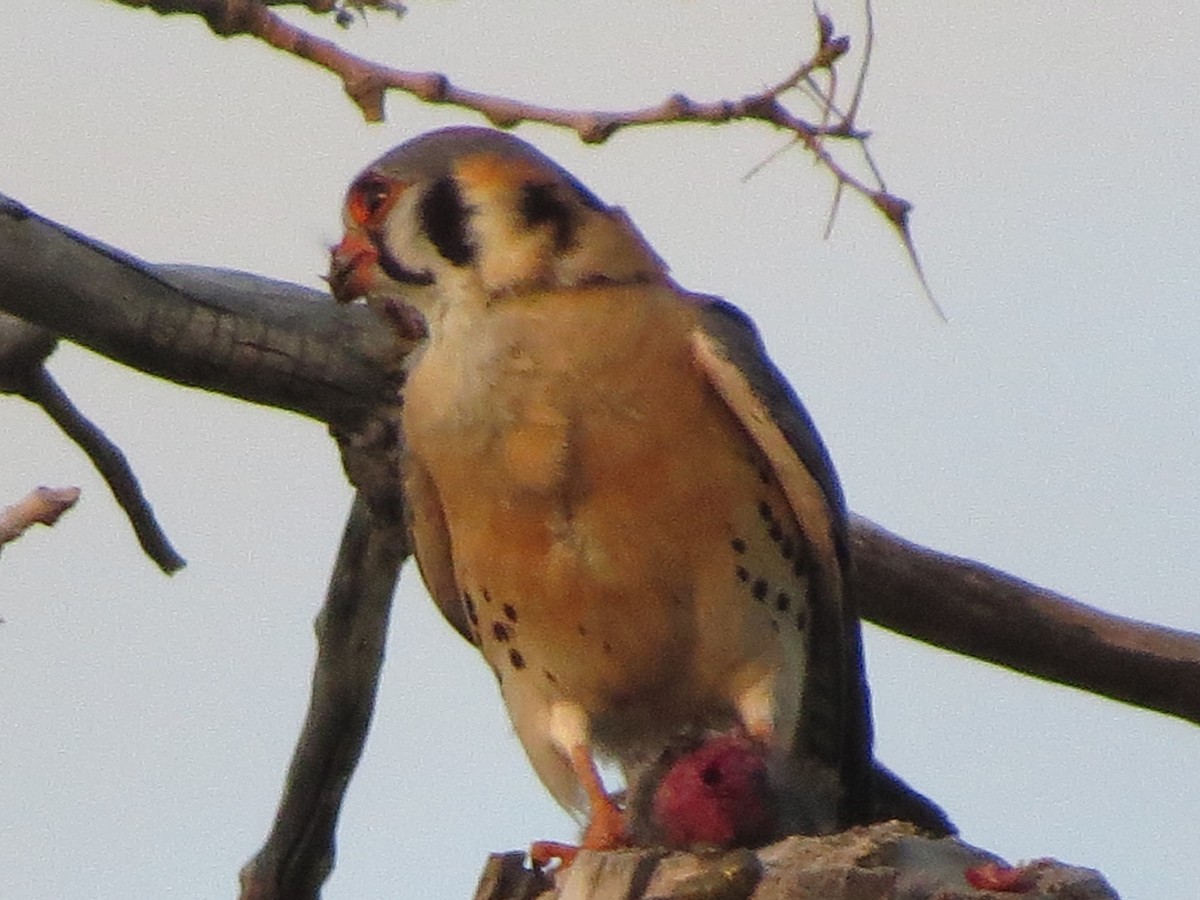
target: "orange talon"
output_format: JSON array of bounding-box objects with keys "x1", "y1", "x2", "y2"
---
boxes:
[
  {"x1": 530, "y1": 745, "x2": 630, "y2": 871},
  {"x1": 571, "y1": 745, "x2": 629, "y2": 851}
]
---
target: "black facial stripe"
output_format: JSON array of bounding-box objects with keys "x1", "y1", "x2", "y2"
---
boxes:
[
  {"x1": 520, "y1": 182, "x2": 577, "y2": 253},
  {"x1": 375, "y1": 240, "x2": 435, "y2": 286},
  {"x1": 419, "y1": 175, "x2": 476, "y2": 266}
]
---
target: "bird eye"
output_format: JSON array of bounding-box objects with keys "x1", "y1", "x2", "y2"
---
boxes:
[{"x1": 347, "y1": 174, "x2": 398, "y2": 226}]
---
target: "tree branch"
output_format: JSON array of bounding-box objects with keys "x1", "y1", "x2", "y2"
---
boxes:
[
  {"x1": 106, "y1": 2, "x2": 913, "y2": 241},
  {"x1": 0, "y1": 310, "x2": 183, "y2": 571},
  {"x1": 239, "y1": 489, "x2": 407, "y2": 900},
  {"x1": 0, "y1": 193, "x2": 410, "y2": 430},
  {"x1": 23, "y1": 367, "x2": 186, "y2": 572},
  {"x1": 851, "y1": 516, "x2": 1200, "y2": 726}
]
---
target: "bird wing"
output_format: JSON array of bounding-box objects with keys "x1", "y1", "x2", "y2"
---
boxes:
[
  {"x1": 404, "y1": 454, "x2": 476, "y2": 644},
  {"x1": 689, "y1": 295, "x2": 874, "y2": 824}
]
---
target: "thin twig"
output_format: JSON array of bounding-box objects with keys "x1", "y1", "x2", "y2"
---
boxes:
[
  {"x1": 111, "y1": 1, "x2": 881, "y2": 203},
  {"x1": 21, "y1": 367, "x2": 186, "y2": 573}
]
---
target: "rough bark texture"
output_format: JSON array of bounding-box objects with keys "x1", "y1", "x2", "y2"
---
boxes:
[
  {"x1": 238, "y1": 491, "x2": 408, "y2": 900},
  {"x1": 0, "y1": 193, "x2": 410, "y2": 428},
  {"x1": 852, "y1": 516, "x2": 1200, "y2": 725},
  {"x1": 473, "y1": 823, "x2": 1120, "y2": 900}
]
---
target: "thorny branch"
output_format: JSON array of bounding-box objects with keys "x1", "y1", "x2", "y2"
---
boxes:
[{"x1": 110, "y1": 0, "x2": 940, "y2": 311}]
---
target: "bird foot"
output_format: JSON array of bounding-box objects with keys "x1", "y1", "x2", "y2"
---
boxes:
[
  {"x1": 528, "y1": 792, "x2": 630, "y2": 871},
  {"x1": 580, "y1": 790, "x2": 629, "y2": 851}
]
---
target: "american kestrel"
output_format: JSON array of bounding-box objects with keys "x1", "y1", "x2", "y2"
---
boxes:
[{"x1": 328, "y1": 126, "x2": 874, "y2": 851}]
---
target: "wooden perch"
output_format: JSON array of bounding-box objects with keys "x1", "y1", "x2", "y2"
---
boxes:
[{"x1": 472, "y1": 822, "x2": 1119, "y2": 900}]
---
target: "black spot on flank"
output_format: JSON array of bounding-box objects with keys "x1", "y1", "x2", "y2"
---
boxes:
[
  {"x1": 751, "y1": 579, "x2": 768, "y2": 602},
  {"x1": 792, "y1": 557, "x2": 807, "y2": 579},
  {"x1": 509, "y1": 649, "x2": 526, "y2": 670},
  {"x1": 502, "y1": 603, "x2": 518, "y2": 622},
  {"x1": 758, "y1": 468, "x2": 771, "y2": 485},
  {"x1": 602, "y1": 641, "x2": 614, "y2": 655},
  {"x1": 780, "y1": 538, "x2": 796, "y2": 560},
  {"x1": 482, "y1": 589, "x2": 493, "y2": 604},
  {"x1": 462, "y1": 592, "x2": 479, "y2": 626},
  {"x1": 577, "y1": 624, "x2": 589, "y2": 637},
  {"x1": 757, "y1": 500, "x2": 774, "y2": 524},
  {"x1": 776, "y1": 591, "x2": 791, "y2": 612},
  {"x1": 519, "y1": 182, "x2": 576, "y2": 252},
  {"x1": 795, "y1": 607, "x2": 808, "y2": 631},
  {"x1": 730, "y1": 538, "x2": 747, "y2": 554},
  {"x1": 701, "y1": 763, "x2": 722, "y2": 787},
  {"x1": 544, "y1": 669, "x2": 558, "y2": 685},
  {"x1": 734, "y1": 566, "x2": 750, "y2": 583},
  {"x1": 419, "y1": 175, "x2": 476, "y2": 266},
  {"x1": 768, "y1": 522, "x2": 783, "y2": 543},
  {"x1": 492, "y1": 622, "x2": 512, "y2": 642}
]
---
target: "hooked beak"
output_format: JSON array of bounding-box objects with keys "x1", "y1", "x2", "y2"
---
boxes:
[{"x1": 327, "y1": 230, "x2": 380, "y2": 304}]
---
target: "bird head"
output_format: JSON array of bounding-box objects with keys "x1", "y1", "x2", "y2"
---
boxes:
[{"x1": 328, "y1": 127, "x2": 668, "y2": 324}]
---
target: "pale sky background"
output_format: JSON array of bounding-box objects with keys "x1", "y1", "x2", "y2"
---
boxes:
[{"x1": 2, "y1": 2, "x2": 1198, "y2": 898}]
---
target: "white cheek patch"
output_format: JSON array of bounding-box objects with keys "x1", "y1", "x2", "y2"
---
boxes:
[{"x1": 382, "y1": 190, "x2": 437, "y2": 272}]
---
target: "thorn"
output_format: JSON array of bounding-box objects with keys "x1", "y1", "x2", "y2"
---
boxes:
[{"x1": 871, "y1": 191, "x2": 947, "y2": 321}]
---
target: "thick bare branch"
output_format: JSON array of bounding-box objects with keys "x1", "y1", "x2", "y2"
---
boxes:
[
  {"x1": 851, "y1": 515, "x2": 1200, "y2": 726},
  {"x1": 239, "y1": 489, "x2": 407, "y2": 900},
  {"x1": 0, "y1": 193, "x2": 409, "y2": 429},
  {"x1": 0, "y1": 311, "x2": 57, "y2": 392}
]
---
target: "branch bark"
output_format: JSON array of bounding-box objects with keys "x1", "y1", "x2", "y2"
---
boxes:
[
  {"x1": 239, "y1": 490, "x2": 408, "y2": 900},
  {"x1": 0, "y1": 194, "x2": 410, "y2": 430},
  {"x1": 851, "y1": 516, "x2": 1200, "y2": 724},
  {"x1": 104, "y1": 0, "x2": 942, "y2": 298}
]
